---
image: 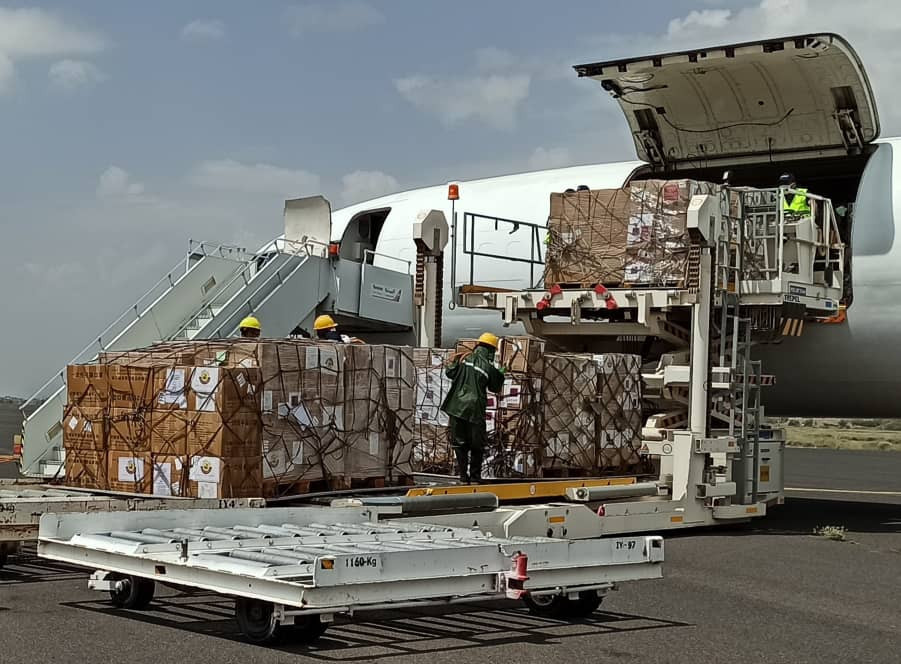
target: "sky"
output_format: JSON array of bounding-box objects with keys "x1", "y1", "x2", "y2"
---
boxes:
[{"x1": 3, "y1": 0, "x2": 901, "y2": 396}]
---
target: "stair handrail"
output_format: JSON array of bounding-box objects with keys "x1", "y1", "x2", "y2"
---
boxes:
[
  {"x1": 168, "y1": 237, "x2": 330, "y2": 341},
  {"x1": 21, "y1": 239, "x2": 249, "y2": 413}
]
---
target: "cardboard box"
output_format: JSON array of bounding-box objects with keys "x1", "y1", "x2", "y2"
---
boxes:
[
  {"x1": 625, "y1": 179, "x2": 719, "y2": 285},
  {"x1": 540, "y1": 352, "x2": 643, "y2": 472},
  {"x1": 107, "y1": 408, "x2": 151, "y2": 452},
  {"x1": 545, "y1": 189, "x2": 630, "y2": 286},
  {"x1": 107, "y1": 450, "x2": 150, "y2": 493},
  {"x1": 455, "y1": 339, "x2": 480, "y2": 355},
  {"x1": 64, "y1": 448, "x2": 107, "y2": 488},
  {"x1": 186, "y1": 455, "x2": 262, "y2": 498},
  {"x1": 66, "y1": 364, "x2": 109, "y2": 407},
  {"x1": 150, "y1": 409, "x2": 189, "y2": 456},
  {"x1": 188, "y1": 409, "x2": 260, "y2": 458},
  {"x1": 500, "y1": 336, "x2": 545, "y2": 376},
  {"x1": 187, "y1": 366, "x2": 261, "y2": 413},
  {"x1": 150, "y1": 454, "x2": 186, "y2": 497},
  {"x1": 62, "y1": 403, "x2": 105, "y2": 450}
]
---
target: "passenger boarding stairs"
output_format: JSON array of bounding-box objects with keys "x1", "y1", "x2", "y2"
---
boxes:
[{"x1": 20, "y1": 239, "x2": 334, "y2": 478}]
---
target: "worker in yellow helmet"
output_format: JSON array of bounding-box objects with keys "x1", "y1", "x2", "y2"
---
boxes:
[
  {"x1": 314, "y1": 314, "x2": 345, "y2": 342},
  {"x1": 238, "y1": 316, "x2": 261, "y2": 338},
  {"x1": 441, "y1": 332, "x2": 505, "y2": 484}
]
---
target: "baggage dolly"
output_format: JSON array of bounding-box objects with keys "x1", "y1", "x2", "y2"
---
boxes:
[{"x1": 38, "y1": 505, "x2": 664, "y2": 644}]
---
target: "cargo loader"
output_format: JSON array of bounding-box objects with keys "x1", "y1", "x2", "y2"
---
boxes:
[{"x1": 446, "y1": 184, "x2": 843, "y2": 535}]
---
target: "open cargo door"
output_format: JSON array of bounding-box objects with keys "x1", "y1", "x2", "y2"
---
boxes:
[{"x1": 575, "y1": 34, "x2": 880, "y2": 170}]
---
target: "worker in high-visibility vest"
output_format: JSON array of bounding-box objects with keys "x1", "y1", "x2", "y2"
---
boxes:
[
  {"x1": 238, "y1": 316, "x2": 262, "y2": 338},
  {"x1": 441, "y1": 333, "x2": 505, "y2": 484},
  {"x1": 779, "y1": 172, "x2": 811, "y2": 216}
]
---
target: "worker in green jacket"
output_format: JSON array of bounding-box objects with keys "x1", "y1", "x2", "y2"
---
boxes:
[
  {"x1": 779, "y1": 172, "x2": 811, "y2": 216},
  {"x1": 441, "y1": 333, "x2": 505, "y2": 484}
]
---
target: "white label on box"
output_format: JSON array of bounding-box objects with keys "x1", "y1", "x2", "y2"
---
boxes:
[
  {"x1": 262, "y1": 390, "x2": 273, "y2": 413},
  {"x1": 305, "y1": 346, "x2": 320, "y2": 369},
  {"x1": 68, "y1": 416, "x2": 78, "y2": 430},
  {"x1": 83, "y1": 420, "x2": 92, "y2": 433},
  {"x1": 175, "y1": 457, "x2": 183, "y2": 471},
  {"x1": 431, "y1": 353, "x2": 443, "y2": 367},
  {"x1": 289, "y1": 401, "x2": 313, "y2": 428},
  {"x1": 277, "y1": 402, "x2": 289, "y2": 419},
  {"x1": 118, "y1": 457, "x2": 144, "y2": 482},
  {"x1": 159, "y1": 368, "x2": 187, "y2": 408},
  {"x1": 172, "y1": 481, "x2": 180, "y2": 495},
  {"x1": 189, "y1": 456, "x2": 221, "y2": 482},
  {"x1": 386, "y1": 353, "x2": 398, "y2": 378},
  {"x1": 291, "y1": 440, "x2": 303, "y2": 465},
  {"x1": 369, "y1": 432, "x2": 379, "y2": 456},
  {"x1": 153, "y1": 462, "x2": 172, "y2": 496},
  {"x1": 239, "y1": 358, "x2": 254, "y2": 369},
  {"x1": 197, "y1": 481, "x2": 218, "y2": 498},
  {"x1": 191, "y1": 367, "x2": 220, "y2": 412},
  {"x1": 235, "y1": 372, "x2": 247, "y2": 390}
]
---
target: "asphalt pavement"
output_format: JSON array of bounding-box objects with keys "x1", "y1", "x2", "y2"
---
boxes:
[{"x1": 1, "y1": 448, "x2": 900, "y2": 664}]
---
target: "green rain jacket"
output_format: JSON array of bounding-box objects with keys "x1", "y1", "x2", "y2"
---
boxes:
[{"x1": 441, "y1": 345, "x2": 505, "y2": 424}]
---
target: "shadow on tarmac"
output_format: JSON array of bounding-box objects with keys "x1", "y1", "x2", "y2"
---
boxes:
[
  {"x1": 0, "y1": 545, "x2": 84, "y2": 585},
  {"x1": 60, "y1": 593, "x2": 690, "y2": 659}
]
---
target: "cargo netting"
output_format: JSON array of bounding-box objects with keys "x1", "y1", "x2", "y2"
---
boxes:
[
  {"x1": 544, "y1": 179, "x2": 719, "y2": 288},
  {"x1": 63, "y1": 339, "x2": 416, "y2": 499}
]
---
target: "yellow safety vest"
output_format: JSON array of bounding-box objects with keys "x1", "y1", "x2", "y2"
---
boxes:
[{"x1": 783, "y1": 187, "x2": 810, "y2": 215}]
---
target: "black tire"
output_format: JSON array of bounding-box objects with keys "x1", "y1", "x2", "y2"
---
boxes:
[
  {"x1": 236, "y1": 598, "x2": 282, "y2": 644},
  {"x1": 235, "y1": 598, "x2": 328, "y2": 645},
  {"x1": 522, "y1": 593, "x2": 569, "y2": 617},
  {"x1": 0, "y1": 549, "x2": 7, "y2": 570},
  {"x1": 109, "y1": 575, "x2": 155, "y2": 610},
  {"x1": 566, "y1": 590, "x2": 603, "y2": 617}
]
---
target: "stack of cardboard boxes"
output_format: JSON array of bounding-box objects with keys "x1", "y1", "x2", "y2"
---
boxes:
[
  {"x1": 63, "y1": 340, "x2": 415, "y2": 498},
  {"x1": 545, "y1": 179, "x2": 719, "y2": 288},
  {"x1": 411, "y1": 348, "x2": 454, "y2": 473},
  {"x1": 541, "y1": 353, "x2": 643, "y2": 474}
]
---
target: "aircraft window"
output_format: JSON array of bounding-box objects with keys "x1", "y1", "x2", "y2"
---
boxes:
[{"x1": 852, "y1": 143, "x2": 894, "y2": 256}]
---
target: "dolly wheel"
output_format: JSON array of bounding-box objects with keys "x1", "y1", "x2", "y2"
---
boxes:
[
  {"x1": 566, "y1": 590, "x2": 603, "y2": 617},
  {"x1": 235, "y1": 599, "x2": 328, "y2": 645},
  {"x1": 108, "y1": 574, "x2": 155, "y2": 610},
  {"x1": 522, "y1": 593, "x2": 568, "y2": 617},
  {"x1": 236, "y1": 598, "x2": 282, "y2": 644}
]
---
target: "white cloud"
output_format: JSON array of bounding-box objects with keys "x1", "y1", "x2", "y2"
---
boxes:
[
  {"x1": 49, "y1": 59, "x2": 105, "y2": 91},
  {"x1": 395, "y1": 74, "x2": 531, "y2": 130},
  {"x1": 285, "y1": 1, "x2": 384, "y2": 34},
  {"x1": 528, "y1": 147, "x2": 573, "y2": 171},
  {"x1": 189, "y1": 159, "x2": 321, "y2": 197},
  {"x1": 340, "y1": 170, "x2": 399, "y2": 204},
  {"x1": 181, "y1": 19, "x2": 226, "y2": 42},
  {"x1": 666, "y1": 9, "x2": 732, "y2": 38},
  {"x1": 0, "y1": 7, "x2": 104, "y2": 57},
  {"x1": 97, "y1": 166, "x2": 146, "y2": 199}
]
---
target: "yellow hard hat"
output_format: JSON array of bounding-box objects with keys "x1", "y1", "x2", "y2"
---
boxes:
[
  {"x1": 478, "y1": 332, "x2": 499, "y2": 348},
  {"x1": 314, "y1": 314, "x2": 337, "y2": 331},
  {"x1": 239, "y1": 316, "x2": 261, "y2": 331}
]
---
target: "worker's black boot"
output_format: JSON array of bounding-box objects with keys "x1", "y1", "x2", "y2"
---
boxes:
[
  {"x1": 469, "y1": 448, "x2": 484, "y2": 485},
  {"x1": 454, "y1": 447, "x2": 470, "y2": 484}
]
